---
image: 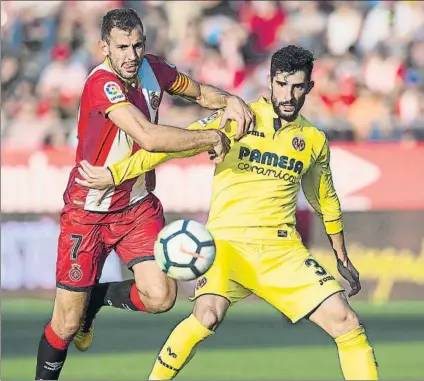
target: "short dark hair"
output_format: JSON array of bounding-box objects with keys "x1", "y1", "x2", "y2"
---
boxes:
[
  {"x1": 101, "y1": 8, "x2": 144, "y2": 42},
  {"x1": 270, "y1": 45, "x2": 315, "y2": 81}
]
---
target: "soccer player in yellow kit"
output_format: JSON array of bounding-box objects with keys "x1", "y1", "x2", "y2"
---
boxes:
[{"x1": 76, "y1": 45, "x2": 378, "y2": 380}]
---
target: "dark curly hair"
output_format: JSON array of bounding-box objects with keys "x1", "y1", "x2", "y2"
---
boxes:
[
  {"x1": 101, "y1": 8, "x2": 144, "y2": 42},
  {"x1": 270, "y1": 45, "x2": 315, "y2": 81}
]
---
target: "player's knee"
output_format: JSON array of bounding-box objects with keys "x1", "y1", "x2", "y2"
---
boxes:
[
  {"x1": 309, "y1": 292, "x2": 362, "y2": 338},
  {"x1": 50, "y1": 288, "x2": 88, "y2": 339},
  {"x1": 62, "y1": 316, "x2": 82, "y2": 338},
  {"x1": 330, "y1": 306, "x2": 360, "y2": 338},
  {"x1": 139, "y1": 285, "x2": 177, "y2": 314},
  {"x1": 143, "y1": 296, "x2": 175, "y2": 314},
  {"x1": 193, "y1": 300, "x2": 227, "y2": 331},
  {"x1": 51, "y1": 308, "x2": 83, "y2": 339},
  {"x1": 194, "y1": 305, "x2": 223, "y2": 330}
]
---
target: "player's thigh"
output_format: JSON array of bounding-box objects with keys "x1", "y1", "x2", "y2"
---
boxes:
[
  {"x1": 308, "y1": 291, "x2": 360, "y2": 338},
  {"x1": 256, "y1": 242, "x2": 344, "y2": 323},
  {"x1": 191, "y1": 240, "x2": 251, "y2": 306},
  {"x1": 50, "y1": 287, "x2": 90, "y2": 339},
  {"x1": 113, "y1": 194, "x2": 165, "y2": 269},
  {"x1": 56, "y1": 208, "x2": 107, "y2": 291}
]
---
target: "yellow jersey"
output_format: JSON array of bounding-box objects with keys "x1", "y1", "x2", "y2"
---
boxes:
[{"x1": 108, "y1": 97, "x2": 343, "y2": 243}]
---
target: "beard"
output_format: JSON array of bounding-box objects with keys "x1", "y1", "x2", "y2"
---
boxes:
[
  {"x1": 271, "y1": 93, "x2": 302, "y2": 123},
  {"x1": 109, "y1": 56, "x2": 141, "y2": 80}
]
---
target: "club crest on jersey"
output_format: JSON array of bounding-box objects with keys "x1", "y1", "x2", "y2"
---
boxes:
[
  {"x1": 104, "y1": 81, "x2": 126, "y2": 103},
  {"x1": 150, "y1": 92, "x2": 160, "y2": 110},
  {"x1": 198, "y1": 110, "x2": 222, "y2": 127},
  {"x1": 292, "y1": 136, "x2": 305, "y2": 152},
  {"x1": 69, "y1": 264, "x2": 83, "y2": 282}
]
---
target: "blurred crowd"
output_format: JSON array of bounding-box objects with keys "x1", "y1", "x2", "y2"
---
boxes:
[{"x1": 2, "y1": 0, "x2": 424, "y2": 149}]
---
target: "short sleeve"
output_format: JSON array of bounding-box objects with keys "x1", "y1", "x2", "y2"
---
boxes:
[
  {"x1": 144, "y1": 54, "x2": 179, "y2": 92},
  {"x1": 88, "y1": 73, "x2": 131, "y2": 115}
]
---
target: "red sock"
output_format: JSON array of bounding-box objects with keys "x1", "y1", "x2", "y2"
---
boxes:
[
  {"x1": 130, "y1": 283, "x2": 147, "y2": 312},
  {"x1": 44, "y1": 323, "x2": 70, "y2": 350}
]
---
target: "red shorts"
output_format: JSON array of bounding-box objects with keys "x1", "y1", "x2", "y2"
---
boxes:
[{"x1": 56, "y1": 193, "x2": 165, "y2": 291}]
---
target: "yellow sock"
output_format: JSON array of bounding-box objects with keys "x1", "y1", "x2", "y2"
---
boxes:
[
  {"x1": 335, "y1": 325, "x2": 379, "y2": 380},
  {"x1": 149, "y1": 314, "x2": 214, "y2": 380}
]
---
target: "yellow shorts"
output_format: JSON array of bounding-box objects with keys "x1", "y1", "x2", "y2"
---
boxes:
[{"x1": 191, "y1": 240, "x2": 344, "y2": 323}]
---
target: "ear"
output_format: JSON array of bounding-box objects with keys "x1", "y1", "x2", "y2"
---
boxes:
[
  {"x1": 306, "y1": 80, "x2": 315, "y2": 94},
  {"x1": 99, "y1": 39, "x2": 109, "y2": 57},
  {"x1": 267, "y1": 75, "x2": 272, "y2": 90}
]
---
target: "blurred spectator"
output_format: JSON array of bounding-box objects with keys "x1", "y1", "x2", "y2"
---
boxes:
[
  {"x1": 362, "y1": 48, "x2": 405, "y2": 96},
  {"x1": 1, "y1": 0, "x2": 424, "y2": 148},
  {"x1": 239, "y1": 1, "x2": 286, "y2": 55},
  {"x1": 357, "y1": 1, "x2": 392, "y2": 54},
  {"x1": 326, "y1": 2, "x2": 362, "y2": 56},
  {"x1": 36, "y1": 44, "x2": 88, "y2": 118},
  {"x1": 163, "y1": 1, "x2": 209, "y2": 48},
  {"x1": 1, "y1": 54, "x2": 21, "y2": 98},
  {"x1": 397, "y1": 86, "x2": 423, "y2": 126},
  {"x1": 2, "y1": 97, "x2": 59, "y2": 148},
  {"x1": 288, "y1": 2, "x2": 327, "y2": 54},
  {"x1": 168, "y1": 20, "x2": 205, "y2": 75}
]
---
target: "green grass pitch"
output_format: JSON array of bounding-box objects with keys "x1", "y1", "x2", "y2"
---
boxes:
[{"x1": 2, "y1": 299, "x2": 424, "y2": 380}]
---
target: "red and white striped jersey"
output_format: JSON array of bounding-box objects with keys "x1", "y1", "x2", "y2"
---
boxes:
[{"x1": 63, "y1": 54, "x2": 178, "y2": 212}]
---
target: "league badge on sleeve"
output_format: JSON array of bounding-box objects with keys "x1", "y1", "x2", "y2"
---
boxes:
[
  {"x1": 292, "y1": 136, "x2": 306, "y2": 152},
  {"x1": 104, "y1": 81, "x2": 126, "y2": 103},
  {"x1": 198, "y1": 110, "x2": 222, "y2": 127}
]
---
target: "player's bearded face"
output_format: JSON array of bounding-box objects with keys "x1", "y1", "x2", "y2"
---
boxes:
[
  {"x1": 104, "y1": 26, "x2": 145, "y2": 81},
  {"x1": 270, "y1": 70, "x2": 313, "y2": 122}
]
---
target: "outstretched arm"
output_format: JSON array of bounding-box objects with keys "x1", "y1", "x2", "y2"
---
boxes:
[
  {"x1": 75, "y1": 112, "x2": 237, "y2": 189},
  {"x1": 108, "y1": 104, "x2": 228, "y2": 155},
  {"x1": 301, "y1": 136, "x2": 361, "y2": 297}
]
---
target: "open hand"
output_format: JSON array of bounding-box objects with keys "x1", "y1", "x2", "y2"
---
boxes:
[
  {"x1": 75, "y1": 160, "x2": 114, "y2": 189},
  {"x1": 337, "y1": 257, "x2": 361, "y2": 297},
  {"x1": 75, "y1": 160, "x2": 115, "y2": 206},
  {"x1": 209, "y1": 130, "x2": 231, "y2": 163}
]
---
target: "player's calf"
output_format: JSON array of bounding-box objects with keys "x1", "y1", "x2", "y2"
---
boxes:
[
  {"x1": 83, "y1": 261, "x2": 176, "y2": 315},
  {"x1": 309, "y1": 292, "x2": 379, "y2": 380},
  {"x1": 149, "y1": 295, "x2": 229, "y2": 380},
  {"x1": 36, "y1": 288, "x2": 88, "y2": 380},
  {"x1": 75, "y1": 263, "x2": 177, "y2": 352}
]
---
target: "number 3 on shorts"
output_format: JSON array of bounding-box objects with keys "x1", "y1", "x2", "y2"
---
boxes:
[
  {"x1": 70, "y1": 234, "x2": 83, "y2": 261},
  {"x1": 305, "y1": 258, "x2": 327, "y2": 276}
]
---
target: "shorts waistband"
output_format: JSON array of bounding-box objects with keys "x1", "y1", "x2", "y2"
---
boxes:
[{"x1": 208, "y1": 225, "x2": 302, "y2": 244}]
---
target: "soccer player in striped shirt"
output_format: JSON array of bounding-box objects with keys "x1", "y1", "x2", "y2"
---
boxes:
[{"x1": 34, "y1": 8, "x2": 254, "y2": 380}]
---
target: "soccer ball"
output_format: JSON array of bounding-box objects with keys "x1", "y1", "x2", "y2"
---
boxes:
[{"x1": 154, "y1": 219, "x2": 216, "y2": 281}]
